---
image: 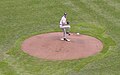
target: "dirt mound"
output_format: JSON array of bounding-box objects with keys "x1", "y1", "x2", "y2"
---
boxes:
[{"x1": 21, "y1": 32, "x2": 103, "y2": 60}]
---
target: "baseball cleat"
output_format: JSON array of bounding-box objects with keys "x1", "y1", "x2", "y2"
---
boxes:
[
  {"x1": 60, "y1": 38, "x2": 64, "y2": 41},
  {"x1": 64, "y1": 38, "x2": 70, "y2": 42}
]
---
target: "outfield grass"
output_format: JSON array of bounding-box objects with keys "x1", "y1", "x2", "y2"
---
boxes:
[{"x1": 0, "y1": 0, "x2": 120, "y2": 75}]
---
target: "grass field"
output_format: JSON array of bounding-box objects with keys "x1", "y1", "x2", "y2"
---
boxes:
[{"x1": 0, "y1": 0, "x2": 120, "y2": 75}]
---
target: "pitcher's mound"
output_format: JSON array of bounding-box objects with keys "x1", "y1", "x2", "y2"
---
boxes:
[{"x1": 21, "y1": 32, "x2": 103, "y2": 60}]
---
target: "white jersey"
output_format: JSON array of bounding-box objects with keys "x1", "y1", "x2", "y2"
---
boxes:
[{"x1": 60, "y1": 16, "x2": 67, "y2": 25}]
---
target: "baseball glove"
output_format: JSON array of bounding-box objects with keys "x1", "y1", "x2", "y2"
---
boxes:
[{"x1": 67, "y1": 21, "x2": 70, "y2": 24}]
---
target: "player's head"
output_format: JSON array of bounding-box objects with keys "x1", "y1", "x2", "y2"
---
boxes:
[
  {"x1": 64, "y1": 13, "x2": 67, "y2": 15},
  {"x1": 64, "y1": 13, "x2": 67, "y2": 18}
]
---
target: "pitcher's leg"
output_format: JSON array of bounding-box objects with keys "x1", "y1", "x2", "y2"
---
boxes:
[
  {"x1": 62, "y1": 28, "x2": 70, "y2": 41},
  {"x1": 60, "y1": 26, "x2": 70, "y2": 41},
  {"x1": 62, "y1": 25, "x2": 70, "y2": 35},
  {"x1": 60, "y1": 28, "x2": 66, "y2": 41},
  {"x1": 62, "y1": 28, "x2": 66, "y2": 38}
]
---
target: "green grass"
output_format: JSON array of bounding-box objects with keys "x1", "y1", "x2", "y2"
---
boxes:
[{"x1": 0, "y1": 0, "x2": 120, "y2": 75}]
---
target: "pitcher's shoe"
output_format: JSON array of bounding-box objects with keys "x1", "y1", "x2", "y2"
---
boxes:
[
  {"x1": 60, "y1": 38, "x2": 64, "y2": 41},
  {"x1": 64, "y1": 38, "x2": 70, "y2": 42}
]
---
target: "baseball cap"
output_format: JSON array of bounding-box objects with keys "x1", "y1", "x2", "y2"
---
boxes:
[{"x1": 64, "y1": 13, "x2": 67, "y2": 15}]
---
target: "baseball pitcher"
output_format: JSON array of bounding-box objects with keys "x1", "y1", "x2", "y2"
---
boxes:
[{"x1": 59, "y1": 13, "x2": 70, "y2": 41}]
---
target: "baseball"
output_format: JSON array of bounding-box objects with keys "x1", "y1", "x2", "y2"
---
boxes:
[{"x1": 77, "y1": 33, "x2": 80, "y2": 35}]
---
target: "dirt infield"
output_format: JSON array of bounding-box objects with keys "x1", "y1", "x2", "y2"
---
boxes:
[{"x1": 21, "y1": 32, "x2": 103, "y2": 60}]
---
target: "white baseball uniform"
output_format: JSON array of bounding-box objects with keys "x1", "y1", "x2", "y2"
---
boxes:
[{"x1": 59, "y1": 16, "x2": 70, "y2": 38}]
